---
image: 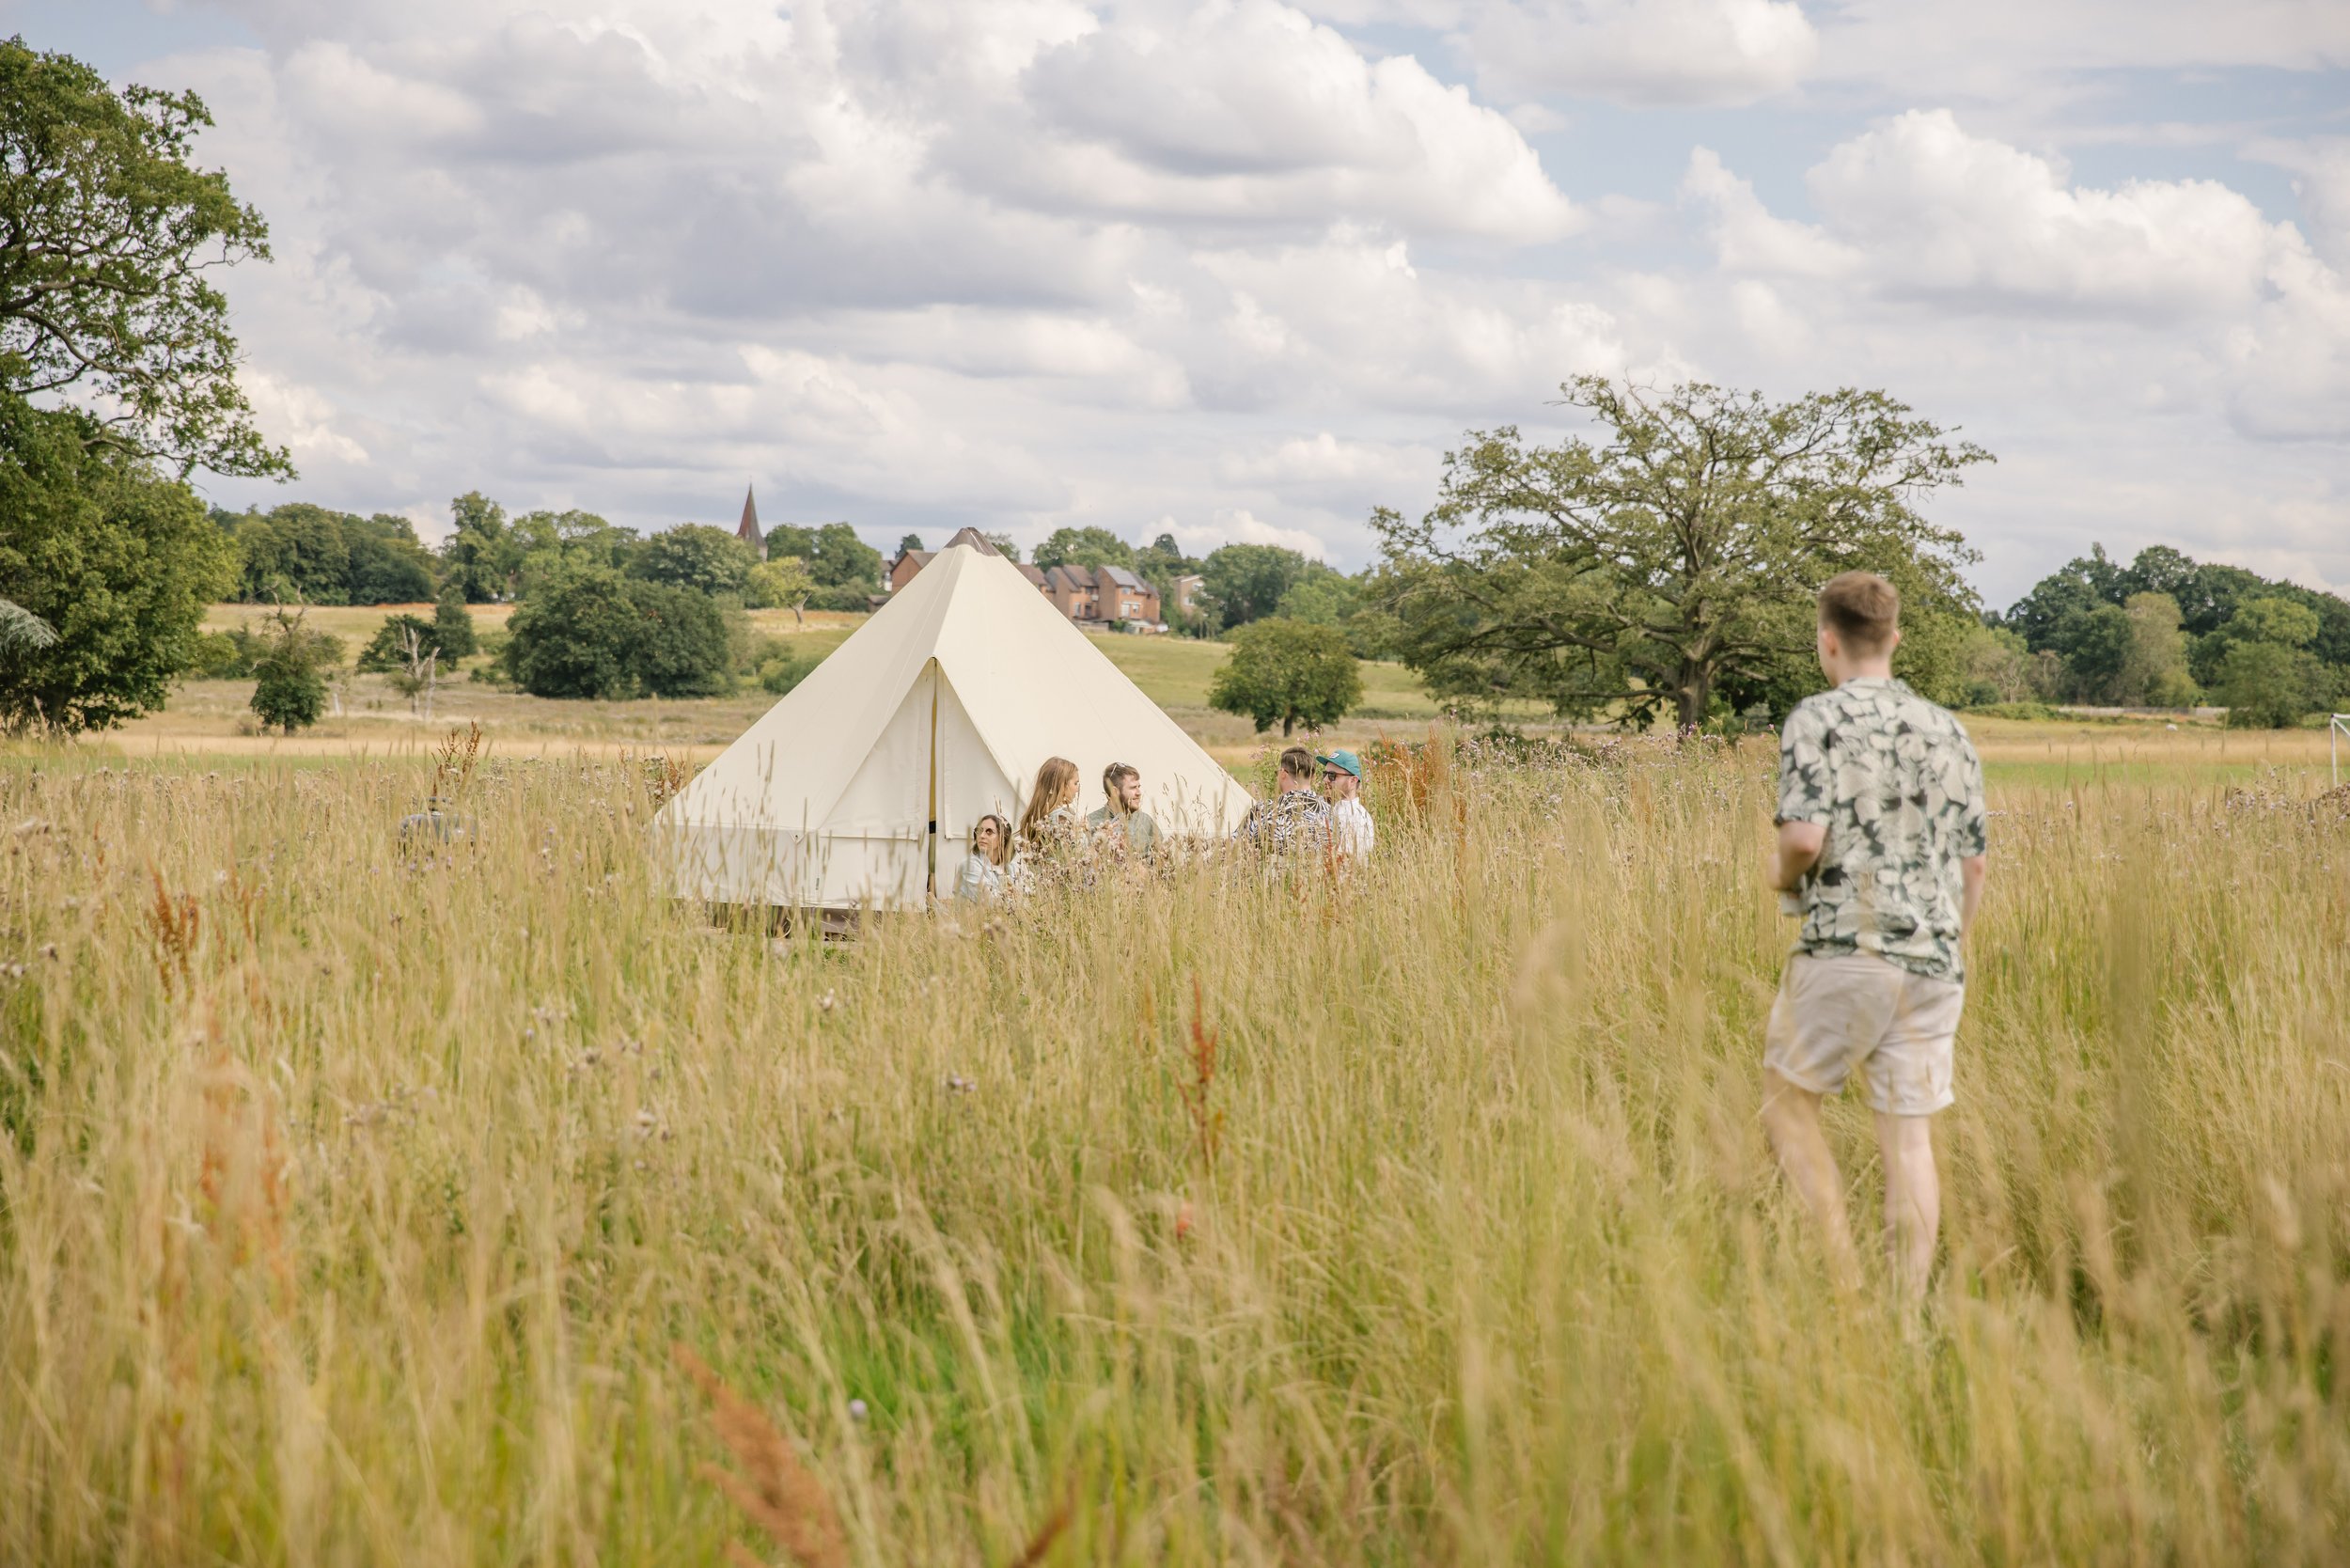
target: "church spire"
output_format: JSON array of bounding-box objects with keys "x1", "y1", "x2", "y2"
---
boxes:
[{"x1": 736, "y1": 483, "x2": 762, "y2": 557}]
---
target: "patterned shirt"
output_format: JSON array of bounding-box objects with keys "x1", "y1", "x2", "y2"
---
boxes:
[
  {"x1": 1232, "y1": 788, "x2": 1331, "y2": 858},
  {"x1": 1777, "y1": 677, "x2": 1988, "y2": 982}
]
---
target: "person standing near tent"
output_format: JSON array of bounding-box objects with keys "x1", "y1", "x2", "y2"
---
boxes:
[
  {"x1": 1317, "y1": 748, "x2": 1373, "y2": 863},
  {"x1": 1233, "y1": 745, "x2": 1331, "y2": 858},
  {"x1": 1087, "y1": 762, "x2": 1162, "y2": 858},
  {"x1": 1013, "y1": 756, "x2": 1084, "y2": 890},
  {"x1": 956, "y1": 813, "x2": 1013, "y2": 903},
  {"x1": 1760, "y1": 571, "x2": 1989, "y2": 1302}
]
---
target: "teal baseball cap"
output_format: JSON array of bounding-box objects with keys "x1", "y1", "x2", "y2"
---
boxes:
[{"x1": 1315, "y1": 748, "x2": 1362, "y2": 778}]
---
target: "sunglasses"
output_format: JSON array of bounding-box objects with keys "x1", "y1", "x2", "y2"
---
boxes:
[{"x1": 1322, "y1": 770, "x2": 1347, "y2": 781}]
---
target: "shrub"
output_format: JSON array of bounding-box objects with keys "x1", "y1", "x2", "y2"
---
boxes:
[
  {"x1": 248, "y1": 612, "x2": 327, "y2": 732},
  {"x1": 505, "y1": 565, "x2": 733, "y2": 699}
]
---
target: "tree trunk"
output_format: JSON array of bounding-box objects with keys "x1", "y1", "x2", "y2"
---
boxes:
[
  {"x1": 1282, "y1": 713, "x2": 1295, "y2": 736},
  {"x1": 1676, "y1": 668, "x2": 1711, "y2": 732}
]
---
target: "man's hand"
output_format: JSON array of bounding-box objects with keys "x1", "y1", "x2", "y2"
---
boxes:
[{"x1": 1770, "y1": 820, "x2": 1825, "y2": 893}]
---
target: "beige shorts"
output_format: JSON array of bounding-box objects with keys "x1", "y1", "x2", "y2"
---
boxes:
[{"x1": 1764, "y1": 951, "x2": 1964, "y2": 1117}]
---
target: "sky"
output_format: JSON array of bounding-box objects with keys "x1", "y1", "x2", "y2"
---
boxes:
[{"x1": 16, "y1": 0, "x2": 2350, "y2": 606}]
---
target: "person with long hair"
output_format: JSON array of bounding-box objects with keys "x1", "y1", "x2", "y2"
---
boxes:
[
  {"x1": 1017, "y1": 756, "x2": 1082, "y2": 849},
  {"x1": 1086, "y1": 760, "x2": 1161, "y2": 857},
  {"x1": 954, "y1": 812, "x2": 1012, "y2": 902},
  {"x1": 1010, "y1": 757, "x2": 1083, "y2": 892}
]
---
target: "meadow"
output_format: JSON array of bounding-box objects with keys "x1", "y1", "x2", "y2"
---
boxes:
[
  {"x1": 144, "y1": 605, "x2": 1456, "y2": 764},
  {"x1": 3, "y1": 722, "x2": 2346, "y2": 1564}
]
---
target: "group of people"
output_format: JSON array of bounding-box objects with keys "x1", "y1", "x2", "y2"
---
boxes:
[{"x1": 952, "y1": 745, "x2": 1375, "y2": 903}]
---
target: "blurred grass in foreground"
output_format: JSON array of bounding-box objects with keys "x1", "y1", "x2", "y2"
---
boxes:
[{"x1": 2, "y1": 734, "x2": 2346, "y2": 1563}]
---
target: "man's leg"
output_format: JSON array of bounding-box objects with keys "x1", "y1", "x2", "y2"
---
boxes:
[
  {"x1": 1761, "y1": 1068, "x2": 1859, "y2": 1286},
  {"x1": 1873, "y1": 1112, "x2": 1938, "y2": 1300}
]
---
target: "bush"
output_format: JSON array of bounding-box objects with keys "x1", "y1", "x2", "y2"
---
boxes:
[
  {"x1": 505, "y1": 565, "x2": 733, "y2": 698},
  {"x1": 1964, "y1": 701, "x2": 2063, "y2": 722},
  {"x1": 248, "y1": 613, "x2": 328, "y2": 732},
  {"x1": 0, "y1": 396, "x2": 234, "y2": 733}
]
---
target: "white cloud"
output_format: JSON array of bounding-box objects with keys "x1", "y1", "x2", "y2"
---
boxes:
[
  {"x1": 96, "y1": 0, "x2": 2350, "y2": 596},
  {"x1": 1464, "y1": 0, "x2": 1817, "y2": 107},
  {"x1": 1807, "y1": 110, "x2": 2306, "y2": 318}
]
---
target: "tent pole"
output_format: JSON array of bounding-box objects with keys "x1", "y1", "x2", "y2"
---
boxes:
[{"x1": 926, "y1": 660, "x2": 940, "y2": 898}]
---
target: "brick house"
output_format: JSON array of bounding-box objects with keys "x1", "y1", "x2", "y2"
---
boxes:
[{"x1": 890, "y1": 539, "x2": 1164, "y2": 628}]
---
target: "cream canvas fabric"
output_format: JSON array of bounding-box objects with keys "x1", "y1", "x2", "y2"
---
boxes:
[{"x1": 655, "y1": 541, "x2": 1250, "y2": 909}]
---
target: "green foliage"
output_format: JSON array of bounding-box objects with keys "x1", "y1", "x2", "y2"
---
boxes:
[
  {"x1": 1033, "y1": 525, "x2": 1136, "y2": 572},
  {"x1": 2217, "y1": 640, "x2": 2326, "y2": 729},
  {"x1": 433, "y1": 584, "x2": 477, "y2": 658},
  {"x1": 1373, "y1": 378, "x2": 1988, "y2": 730},
  {"x1": 632, "y1": 524, "x2": 755, "y2": 599},
  {"x1": 745, "y1": 557, "x2": 816, "y2": 611},
  {"x1": 509, "y1": 509, "x2": 638, "y2": 595},
  {"x1": 740, "y1": 634, "x2": 814, "y2": 696},
  {"x1": 504, "y1": 564, "x2": 731, "y2": 699},
  {"x1": 247, "y1": 609, "x2": 326, "y2": 732},
  {"x1": 226, "y1": 504, "x2": 436, "y2": 605},
  {"x1": 356, "y1": 614, "x2": 439, "y2": 672},
  {"x1": 630, "y1": 581, "x2": 732, "y2": 698},
  {"x1": 1207, "y1": 617, "x2": 1363, "y2": 736},
  {"x1": 981, "y1": 531, "x2": 1020, "y2": 563},
  {"x1": 1201, "y1": 543, "x2": 1309, "y2": 629},
  {"x1": 189, "y1": 627, "x2": 251, "y2": 679},
  {"x1": 1276, "y1": 567, "x2": 1395, "y2": 658},
  {"x1": 898, "y1": 533, "x2": 925, "y2": 556},
  {"x1": 765, "y1": 522, "x2": 883, "y2": 602},
  {"x1": 441, "y1": 492, "x2": 516, "y2": 603},
  {"x1": 1958, "y1": 622, "x2": 2040, "y2": 707},
  {"x1": 2007, "y1": 543, "x2": 2350, "y2": 700},
  {"x1": 0, "y1": 39, "x2": 286, "y2": 477},
  {"x1": 0, "y1": 394, "x2": 232, "y2": 732}
]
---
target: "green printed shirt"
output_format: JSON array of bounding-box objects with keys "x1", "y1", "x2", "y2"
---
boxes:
[{"x1": 1777, "y1": 677, "x2": 1988, "y2": 982}]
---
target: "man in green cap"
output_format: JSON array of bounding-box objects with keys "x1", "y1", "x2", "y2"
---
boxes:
[{"x1": 1316, "y1": 747, "x2": 1374, "y2": 863}]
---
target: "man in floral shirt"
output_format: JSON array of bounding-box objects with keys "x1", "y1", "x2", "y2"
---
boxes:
[
  {"x1": 1762, "y1": 572, "x2": 1989, "y2": 1300},
  {"x1": 1233, "y1": 745, "x2": 1331, "y2": 859}
]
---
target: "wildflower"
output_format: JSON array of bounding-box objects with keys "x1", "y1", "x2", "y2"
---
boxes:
[
  {"x1": 847, "y1": 1399, "x2": 869, "y2": 1423},
  {"x1": 946, "y1": 1074, "x2": 975, "y2": 1094},
  {"x1": 817, "y1": 990, "x2": 838, "y2": 1013}
]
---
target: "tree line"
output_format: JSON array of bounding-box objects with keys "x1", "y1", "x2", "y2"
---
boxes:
[{"x1": 1982, "y1": 544, "x2": 2349, "y2": 727}]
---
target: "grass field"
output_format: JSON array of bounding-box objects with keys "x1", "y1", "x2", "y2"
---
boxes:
[
  {"x1": 3, "y1": 728, "x2": 2347, "y2": 1562},
  {"x1": 132, "y1": 605, "x2": 1453, "y2": 763}
]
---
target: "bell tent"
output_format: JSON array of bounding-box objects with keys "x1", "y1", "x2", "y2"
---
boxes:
[{"x1": 654, "y1": 530, "x2": 1250, "y2": 910}]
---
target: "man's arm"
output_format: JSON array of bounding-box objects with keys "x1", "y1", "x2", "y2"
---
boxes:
[
  {"x1": 1960, "y1": 854, "x2": 1987, "y2": 933},
  {"x1": 1770, "y1": 821, "x2": 1825, "y2": 893}
]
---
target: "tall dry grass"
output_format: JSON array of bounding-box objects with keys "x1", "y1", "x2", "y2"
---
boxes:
[{"x1": 1, "y1": 737, "x2": 2346, "y2": 1563}]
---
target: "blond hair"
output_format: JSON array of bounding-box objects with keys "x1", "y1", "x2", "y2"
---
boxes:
[{"x1": 1018, "y1": 757, "x2": 1080, "y2": 847}]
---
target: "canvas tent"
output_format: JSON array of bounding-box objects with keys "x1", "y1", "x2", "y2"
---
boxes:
[{"x1": 655, "y1": 533, "x2": 1251, "y2": 910}]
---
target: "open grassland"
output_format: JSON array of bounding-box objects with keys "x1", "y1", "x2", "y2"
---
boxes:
[
  {"x1": 130, "y1": 608, "x2": 1452, "y2": 763},
  {"x1": 3, "y1": 736, "x2": 2347, "y2": 1563}
]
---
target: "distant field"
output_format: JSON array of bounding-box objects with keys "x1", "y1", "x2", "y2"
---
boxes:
[{"x1": 123, "y1": 609, "x2": 2350, "y2": 789}]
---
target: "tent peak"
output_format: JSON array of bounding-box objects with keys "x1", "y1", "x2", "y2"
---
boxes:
[{"x1": 940, "y1": 526, "x2": 1000, "y2": 557}]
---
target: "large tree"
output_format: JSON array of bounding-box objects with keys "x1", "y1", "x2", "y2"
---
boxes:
[
  {"x1": 0, "y1": 39, "x2": 286, "y2": 477},
  {"x1": 1371, "y1": 378, "x2": 1989, "y2": 729},
  {"x1": 0, "y1": 393, "x2": 232, "y2": 732}
]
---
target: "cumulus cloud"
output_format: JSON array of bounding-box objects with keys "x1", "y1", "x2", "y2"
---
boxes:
[
  {"x1": 1461, "y1": 0, "x2": 1817, "y2": 107},
  {"x1": 96, "y1": 0, "x2": 2348, "y2": 592}
]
